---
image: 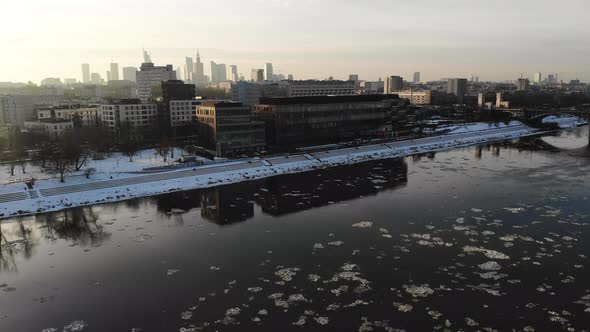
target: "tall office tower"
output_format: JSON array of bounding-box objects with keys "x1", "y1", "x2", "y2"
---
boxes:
[
  {"x1": 136, "y1": 62, "x2": 177, "y2": 102},
  {"x1": 90, "y1": 73, "x2": 102, "y2": 84},
  {"x1": 251, "y1": 69, "x2": 264, "y2": 82},
  {"x1": 384, "y1": 76, "x2": 403, "y2": 94},
  {"x1": 110, "y1": 62, "x2": 119, "y2": 81},
  {"x1": 517, "y1": 78, "x2": 530, "y2": 91},
  {"x1": 82, "y1": 63, "x2": 90, "y2": 83},
  {"x1": 287, "y1": 74, "x2": 294, "y2": 81},
  {"x1": 447, "y1": 78, "x2": 467, "y2": 103},
  {"x1": 185, "y1": 57, "x2": 194, "y2": 81},
  {"x1": 349, "y1": 74, "x2": 359, "y2": 82},
  {"x1": 265, "y1": 63, "x2": 274, "y2": 81},
  {"x1": 229, "y1": 65, "x2": 239, "y2": 82},
  {"x1": 106, "y1": 70, "x2": 112, "y2": 82},
  {"x1": 122, "y1": 66, "x2": 137, "y2": 82},
  {"x1": 192, "y1": 51, "x2": 206, "y2": 86},
  {"x1": 210, "y1": 61, "x2": 227, "y2": 84},
  {"x1": 413, "y1": 72, "x2": 421, "y2": 84},
  {"x1": 533, "y1": 72, "x2": 542, "y2": 85}
]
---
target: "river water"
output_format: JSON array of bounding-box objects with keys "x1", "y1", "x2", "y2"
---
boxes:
[{"x1": 1, "y1": 127, "x2": 589, "y2": 332}]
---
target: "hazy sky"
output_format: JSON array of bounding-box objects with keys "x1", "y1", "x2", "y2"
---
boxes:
[{"x1": 1, "y1": 0, "x2": 589, "y2": 83}]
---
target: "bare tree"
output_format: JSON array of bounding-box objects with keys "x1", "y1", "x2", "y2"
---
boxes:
[
  {"x1": 63, "y1": 129, "x2": 89, "y2": 171},
  {"x1": 46, "y1": 150, "x2": 73, "y2": 182},
  {"x1": 119, "y1": 122, "x2": 139, "y2": 162},
  {"x1": 158, "y1": 135, "x2": 171, "y2": 162}
]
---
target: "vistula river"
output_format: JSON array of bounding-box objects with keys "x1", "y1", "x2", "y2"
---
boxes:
[{"x1": 1, "y1": 127, "x2": 589, "y2": 332}]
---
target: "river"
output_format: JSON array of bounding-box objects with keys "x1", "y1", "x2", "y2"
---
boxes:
[{"x1": 1, "y1": 127, "x2": 589, "y2": 332}]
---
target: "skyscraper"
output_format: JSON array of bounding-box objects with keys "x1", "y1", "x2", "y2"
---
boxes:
[
  {"x1": 251, "y1": 69, "x2": 264, "y2": 82},
  {"x1": 210, "y1": 61, "x2": 227, "y2": 84},
  {"x1": 349, "y1": 74, "x2": 359, "y2": 82},
  {"x1": 185, "y1": 57, "x2": 194, "y2": 81},
  {"x1": 265, "y1": 63, "x2": 274, "y2": 81},
  {"x1": 517, "y1": 78, "x2": 530, "y2": 91},
  {"x1": 447, "y1": 78, "x2": 467, "y2": 103},
  {"x1": 193, "y1": 51, "x2": 206, "y2": 86},
  {"x1": 384, "y1": 76, "x2": 403, "y2": 94},
  {"x1": 110, "y1": 63, "x2": 119, "y2": 81},
  {"x1": 413, "y1": 72, "x2": 421, "y2": 84},
  {"x1": 106, "y1": 70, "x2": 112, "y2": 82},
  {"x1": 122, "y1": 67, "x2": 137, "y2": 82},
  {"x1": 533, "y1": 73, "x2": 542, "y2": 85},
  {"x1": 82, "y1": 63, "x2": 90, "y2": 83},
  {"x1": 229, "y1": 65, "x2": 239, "y2": 82},
  {"x1": 143, "y1": 49, "x2": 152, "y2": 63}
]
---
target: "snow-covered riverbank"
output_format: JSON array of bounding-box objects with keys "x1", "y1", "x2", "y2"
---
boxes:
[{"x1": 0, "y1": 122, "x2": 541, "y2": 219}]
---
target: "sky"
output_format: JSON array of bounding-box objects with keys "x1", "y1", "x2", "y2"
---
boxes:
[{"x1": 1, "y1": 0, "x2": 589, "y2": 84}]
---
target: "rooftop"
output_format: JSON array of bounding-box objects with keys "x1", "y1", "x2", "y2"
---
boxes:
[{"x1": 258, "y1": 94, "x2": 399, "y2": 105}]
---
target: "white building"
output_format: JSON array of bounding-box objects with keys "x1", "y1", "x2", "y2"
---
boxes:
[
  {"x1": 24, "y1": 120, "x2": 74, "y2": 139},
  {"x1": 170, "y1": 100, "x2": 199, "y2": 127},
  {"x1": 395, "y1": 90, "x2": 432, "y2": 105},
  {"x1": 287, "y1": 80, "x2": 355, "y2": 97},
  {"x1": 251, "y1": 69, "x2": 264, "y2": 82},
  {"x1": 100, "y1": 102, "x2": 158, "y2": 141},
  {"x1": 0, "y1": 95, "x2": 35, "y2": 128},
  {"x1": 136, "y1": 63, "x2": 176, "y2": 102},
  {"x1": 265, "y1": 63, "x2": 273, "y2": 81},
  {"x1": 37, "y1": 106, "x2": 100, "y2": 127}
]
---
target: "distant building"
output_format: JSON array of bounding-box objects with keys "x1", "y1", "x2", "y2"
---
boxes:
[
  {"x1": 195, "y1": 102, "x2": 266, "y2": 156},
  {"x1": 106, "y1": 71, "x2": 112, "y2": 82},
  {"x1": 229, "y1": 65, "x2": 239, "y2": 82},
  {"x1": 170, "y1": 100, "x2": 200, "y2": 128},
  {"x1": 36, "y1": 105, "x2": 100, "y2": 127},
  {"x1": 101, "y1": 80, "x2": 138, "y2": 99},
  {"x1": 349, "y1": 74, "x2": 359, "y2": 82},
  {"x1": 110, "y1": 63, "x2": 119, "y2": 81},
  {"x1": 0, "y1": 95, "x2": 35, "y2": 128},
  {"x1": 495, "y1": 92, "x2": 510, "y2": 109},
  {"x1": 517, "y1": 78, "x2": 530, "y2": 91},
  {"x1": 447, "y1": 78, "x2": 467, "y2": 103},
  {"x1": 185, "y1": 57, "x2": 194, "y2": 81},
  {"x1": 287, "y1": 74, "x2": 294, "y2": 81},
  {"x1": 161, "y1": 80, "x2": 196, "y2": 130},
  {"x1": 548, "y1": 74, "x2": 558, "y2": 84},
  {"x1": 265, "y1": 63, "x2": 274, "y2": 81},
  {"x1": 136, "y1": 62, "x2": 176, "y2": 102},
  {"x1": 287, "y1": 80, "x2": 355, "y2": 97},
  {"x1": 384, "y1": 76, "x2": 403, "y2": 94},
  {"x1": 210, "y1": 62, "x2": 227, "y2": 84},
  {"x1": 100, "y1": 99, "x2": 158, "y2": 141},
  {"x1": 254, "y1": 94, "x2": 400, "y2": 147},
  {"x1": 413, "y1": 72, "x2": 421, "y2": 84},
  {"x1": 64, "y1": 78, "x2": 77, "y2": 85},
  {"x1": 533, "y1": 72, "x2": 542, "y2": 85},
  {"x1": 251, "y1": 69, "x2": 264, "y2": 82},
  {"x1": 82, "y1": 64, "x2": 90, "y2": 83},
  {"x1": 395, "y1": 90, "x2": 432, "y2": 105},
  {"x1": 192, "y1": 51, "x2": 206, "y2": 86},
  {"x1": 477, "y1": 93, "x2": 485, "y2": 108},
  {"x1": 231, "y1": 81, "x2": 290, "y2": 106},
  {"x1": 360, "y1": 80, "x2": 385, "y2": 94},
  {"x1": 90, "y1": 73, "x2": 103, "y2": 84},
  {"x1": 122, "y1": 67, "x2": 137, "y2": 82},
  {"x1": 40, "y1": 78, "x2": 62, "y2": 87}
]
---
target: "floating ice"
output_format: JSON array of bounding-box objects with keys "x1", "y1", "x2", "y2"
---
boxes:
[
  {"x1": 504, "y1": 207, "x2": 525, "y2": 214},
  {"x1": 166, "y1": 269, "x2": 180, "y2": 276},
  {"x1": 292, "y1": 316, "x2": 307, "y2": 326},
  {"x1": 314, "y1": 317, "x2": 329, "y2": 325},
  {"x1": 247, "y1": 287, "x2": 262, "y2": 293},
  {"x1": 275, "y1": 267, "x2": 300, "y2": 282},
  {"x1": 352, "y1": 221, "x2": 373, "y2": 228},
  {"x1": 181, "y1": 311, "x2": 192, "y2": 320},
  {"x1": 225, "y1": 307, "x2": 241, "y2": 316},
  {"x1": 478, "y1": 261, "x2": 502, "y2": 271},
  {"x1": 313, "y1": 243, "x2": 325, "y2": 249},
  {"x1": 393, "y1": 302, "x2": 413, "y2": 312},
  {"x1": 328, "y1": 241, "x2": 344, "y2": 246},
  {"x1": 404, "y1": 285, "x2": 434, "y2": 298},
  {"x1": 62, "y1": 320, "x2": 87, "y2": 332}
]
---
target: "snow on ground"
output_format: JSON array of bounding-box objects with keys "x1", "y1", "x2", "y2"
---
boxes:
[
  {"x1": 0, "y1": 122, "x2": 541, "y2": 219},
  {"x1": 436, "y1": 121, "x2": 524, "y2": 135},
  {"x1": 541, "y1": 115, "x2": 588, "y2": 129}
]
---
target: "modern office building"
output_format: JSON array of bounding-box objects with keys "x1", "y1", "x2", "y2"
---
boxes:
[
  {"x1": 349, "y1": 74, "x2": 359, "y2": 82},
  {"x1": 265, "y1": 63, "x2": 274, "y2": 81},
  {"x1": 533, "y1": 72, "x2": 542, "y2": 85},
  {"x1": 210, "y1": 62, "x2": 227, "y2": 84},
  {"x1": 254, "y1": 94, "x2": 400, "y2": 147},
  {"x1": 160, "y1": 80, "x2": 196, "y2": 131},
  {"x1": 122, "y1": 67, "x2": 137, "y2": 82},
  {"x1": 384, "y1": 76, "x2": 403, "y2": 94},
  {"x1": 229, "y1": 65, "x2": 239, "y2": 82},
  {"x1": 195, "y1": 102, "x2": 266, "y2": 156},
  {"x1": 251, "y1": 69, "x2": 264, "y2": 82},
  {"x1": 136, "y1": 62, "x2": 176, "y2": 102},
  {"x1": 185, "y1": 57, "x2": 194, "y2": 81},
  {"x1": 169, "y1": 100, "x2": 200, "y2": 128},
  {"x1": 110, "y1": 63, "x2": 119, "y2": 81},
  {"x1": 413, "y1": 72, "x2": 421, "y2": 84},
  {"x1": 447, "y1": 78, "x2": 468, "y2": 103},
  {"x1": 82, "y1": 64, "x2": 91, "y2": 83}
]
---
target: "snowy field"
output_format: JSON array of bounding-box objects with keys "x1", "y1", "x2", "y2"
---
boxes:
[
  {"x1": 0, "y1": 122, "x2": 544, "y2": 219},
  {"x1": 542, "y1": 115, "x2": 589, "y2": 129}
]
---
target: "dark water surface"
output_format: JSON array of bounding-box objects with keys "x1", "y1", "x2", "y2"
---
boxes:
[{"x1": 1, "y1": 127, "x2": 589, "y2": 332}]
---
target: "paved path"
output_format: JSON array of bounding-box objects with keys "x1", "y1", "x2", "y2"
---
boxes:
[{"x1": 0, "y1": 126, "x2": 534, "y2": 205}]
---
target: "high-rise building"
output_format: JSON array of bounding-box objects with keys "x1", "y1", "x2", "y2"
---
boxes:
[
  {"x1": 533, "y1": 72, "x2": 542, "y2": 85},
  {"x1": 265, "y1": 63, "x2": 274, "y2": 81},
  {"x1": 82, "y1": 64, "x2": 90, "y2": 83},
  {"x1": 229, "y1": 65, "x2": 239, "y2": 82},
  {"x1": 447, "y1": 78, "x2": 467, "y2": 103},
  {"x1": 193, "y1": 51, "x2": 206, "y2": 86},
  {"x1": 517, "y1": 78, "x2": 530, "y2": 91},
  {"x1": 185, "y1": 57, "x2": 194, "y2": 81},
  {"x1": 413, "y1": 72, "x2": 421, "y2": 84},
  {"x1": 349, "y1": 74, "x2": 359, "y2": 82},
  {"x1": 110, "y1": 63, "x2": 119, "y2": 81},
  {"x1": 0, "y1": 95, "x2": 35, "y2": 128},
  {"x1": 548, "y1": 74, "x2": 558, "y2": 84},
  {"x1": 252, "y1": 69, "x2": 264, "y2": 82},
  {"x1": 287, "y1": 74, "x2": 294, "y2": 81},
  {"x1": 143, "y1": 49, "x2": 152, "y2": 63},
  {"x1": 122, "y1": 67, "x2": 137, "y2": 82},
  {"x1": 384, "y1": 76, "x2": 403, "y2": 94},
  {"x1": 106, "y1": 71, "x2": 112, "y2": 82},
  {"x1": 136, "y1": 62, "x2": 177, "y2": 102},
  {"x1": 210, "y1": 61, "x2": 227, "y2": 84}
]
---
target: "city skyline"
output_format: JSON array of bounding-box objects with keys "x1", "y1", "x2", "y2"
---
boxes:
[{"x1": 1, "y1": 0, "x2": 589, "y2": 83}]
